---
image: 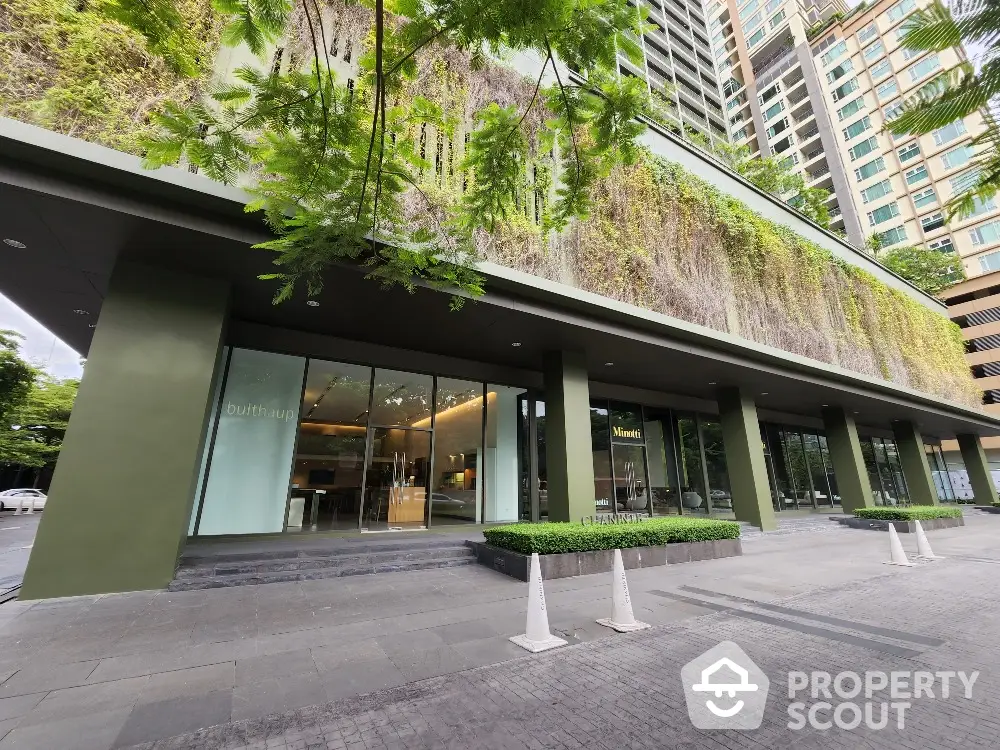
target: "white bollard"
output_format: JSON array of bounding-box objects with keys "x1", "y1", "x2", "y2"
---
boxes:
[
  {"x1": 24, "y1": 497, "x2": 33, "y2": 515},
  {"x1": 885, "y1": 523, "x2": 915, "y2": 566},
  {"x1": 914, "y1": 520, "x2": 944, "y2": 560},
  {"x1": 510, "y1": 552, "x2": 568, "y2": 653},
  {"x1": 597, "y1": 549, "x2": 650, "y2": 633},
  {"x1": 13, "y1": 497, "x2": 21, "y2": 516}
]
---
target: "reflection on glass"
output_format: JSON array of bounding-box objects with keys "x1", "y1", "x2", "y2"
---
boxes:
[
  {"x1": 765, "y1": 425, "x2": 795, "y2": 510},
  {"x1": 819, "y1": 435, "x2": 840, "y2": 505},
  {"x1": 702, "y1": 421, "x2": 733, "y2": 517},
  {"x1": 882, "y1": 439, "x2": 909, "y2": 503},
  {"x1": 613, "y1": 443, "x2": 649, "y2": 513},
  {"x1": 291, "y1": 360, "x2": 372, "y2": 531},
  {"x1": 536, "y1": 401, "x2": 548, "y2": 520},
  {"x1": 925, "y1": 444, "x2": 956, "y2": 501},
  {"x1": 591, "y1": 402, "x2": 613, "y2": 513},
  {"x1": 370, "y1": 369, "x2": 433, "y2": 426},
  {"x1": 677, "y1": 415, "x2": 708, "y2": 515},
  {"x1": 430, "y1": 379, "x2": 482, "y2": 526},
  {"x1": 803, "y1": 433, "x2": 831, "y2": 508},
  {"x1": 784, "y1": 430, "x2": 811, "y2": 509},
  {"x1": 646, "y1": 414, "x2": 680, "y2": 516},
  {"x1": 860, "y1": 438, "x2": 888, "y2": 505},
  {"x1": 873, "y1": 438, "x2": 900, "y2": 505},
  {"x1": 198, "y1": 349, "x2": 305, "y2": 536},
  {"x1": 486, "y1": 385, "x2": 525, "y2": 523},
  {"x1": 363, "y1": 428, "x2": 430, "y2": 530}
]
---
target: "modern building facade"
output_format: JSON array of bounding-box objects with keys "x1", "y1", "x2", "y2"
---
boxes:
[
  {"x1": 4, "y1": 106, "x2": 999, "y2": 600},
  {"x1": 940, "y1": 271, "x2": 1000, "y2": 465},
  {"x1": 620, "y1": 0, "x2": 730, "y2": 143},
  {"x1": 709, "y1": 0, "x2": 1000, "y2": 265}
]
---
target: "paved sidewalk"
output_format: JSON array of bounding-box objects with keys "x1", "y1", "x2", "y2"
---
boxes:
[
  {"x1": 0, "y1": 515, "x2": 994, "y2": 748},
  {"x1": 0, "y1": 514, "x2": 40, "y2": 590}
]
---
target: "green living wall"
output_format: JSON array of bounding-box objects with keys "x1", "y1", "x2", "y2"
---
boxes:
[
  {"x1": 481, "y1": 155, "x2": 979, "y2": 408},
  {"x1": 0, "y1": 0, "x2": 220, "y2": 153}
]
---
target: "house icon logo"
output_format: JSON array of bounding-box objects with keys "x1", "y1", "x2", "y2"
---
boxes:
[{"x1": 682, "y1": 641, "x2": 770, "y2": 729}]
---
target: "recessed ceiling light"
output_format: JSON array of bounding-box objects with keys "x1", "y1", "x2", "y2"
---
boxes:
[
  {"x1": 88, "y1": 323, "x2": 96, "y2": 329},
  {"x1": 761, "y1": 392, "x2": 769, "y2": 396},
  {"x1": 821, "y1": 404, "x2": 828, "y2": 407},
  {"x1": 511, "y1": 342, "x2": 522, "y2": 347},
  {"x1": 708, "y1": 381, "x2": 716, "y2": 385},
  {"x1": 72, "y1": 309, "x2": 89, "y2": 315},
  {"x1": 3, "y1": 239, "x2": 26, "y2": 249},
  {"x1": 604, "y1": 362, "x2": 614, "y2": 366},
  {"x1": 306, "y1": 300, "x2": 319, "y2": 307}
]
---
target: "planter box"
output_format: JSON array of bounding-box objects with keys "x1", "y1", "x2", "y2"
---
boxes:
[
  {"x1": 466, "y1": 538, "x2": 742, "y2": 581},
  {"x1": 835, "y1": 516, "x2": 965, "y2": 533}
]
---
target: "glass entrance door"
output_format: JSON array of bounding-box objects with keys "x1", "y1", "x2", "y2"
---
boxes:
[
  {"x1": 612, "y1": 444, "x2": 649, "y2": 513},
  {"x1": 362, "y1": 428, "x2": 431, "y2": 531}
]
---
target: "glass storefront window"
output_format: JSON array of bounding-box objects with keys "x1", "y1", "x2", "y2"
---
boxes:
[
  {"x1": 645, "y1": 411, "x2": 681, "y2": 516},
  {"x1": 701, "y1": 420, "x2": 733, "y2": 518},
  {"x1": 610, "y1": 403, "x2": 649, "y2": 514},
  {"x1": 485, "y1": 385, "x2": 524, "y2": 523},
  {"x1": 363, "y1": 427, "x2": 430, "y2": 530},
  {"x1": 370, "y1": 369, "x2": 433, "y2": 426},
  {"x1": 764, "y1": 424, "x2": 795, "y2": 510},
  {"x1": 860, "y1": 438, "x2": 889, "y2": 505},
  {"x1": 430, "y1": 379, "x2": 483, "y2": 526},
  {"x1": 196, "y1": 348, "x2": 306, "y2": 535},
  {"x1": 803, "y1": 433, "x2": 832, "y2": 508},
  {"x1": 677, "y1": 414, "x2": 708, "y2": 515},
  {"x1": 819, "y1": 435, "x2": 840, "y2": 506},
  {"x1": 590, "y1": 402, "x2": 613, "y2": 513},
  {"x1": 926, "y1": 444, "x2": 956, "y2": 502},
  {"x1": 881, "y1": 438, "x2": 909, "y2": 503},
  {"x1": 291, "y1": 360, "x2": 372, "y2": 531},
  {"x1": 783, "y1": 430, "x2": 811, "y2": 509}
]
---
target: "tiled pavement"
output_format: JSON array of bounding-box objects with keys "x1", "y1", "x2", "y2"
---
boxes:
[{"x1": 0, "y1": 514, "x2": 998, "y2": 748}]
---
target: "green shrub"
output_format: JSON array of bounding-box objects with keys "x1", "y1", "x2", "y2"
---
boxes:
[
  {"x1": 482, "y1": 518, "x2": 741, "y2": 555},
  {"x1": 854, "y1": 507, "x2": 962, "y2": 521}
]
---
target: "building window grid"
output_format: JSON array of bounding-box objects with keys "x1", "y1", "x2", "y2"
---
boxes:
[
  {"x1": 861, "y1": 179, "x2": 893, "y2": 204},
  {"x1": 941, "y1": 144, "x2": 972, "y2": 170},
  {"x1": 908, "y1": 54, "x2": 941, "y2": 82},
  {"x1": 843, "y1": 115, "x2": 872, "y2": 141},
  {"x1": 868, "y1": 201, "x2": 901, "y2": 227},
  {"x1": 905, "y1": 164, "x2": 929, "y2": 185},
  {"x1": 912, "y1": 186, "x2": 937, "y2": 209},
  {"x1": 933, "y1": 120, "x2": 967, "y2": 146},
  {"x1": 876, "y1": 79, "x2": 898, "y2": 100},
  {"x1": 855, "y1": 156, "x2": 886, "y2": 181},
  {"x1": 869, "y1": 58, "x2": 892, "y2": 81},
  {"x1": 837, "y1": 97, "x2": 865, "y2": 121},
  {"x1": 863, "y1": 40, "x2": 884, "y2": 61},
  {"x1": 849, "y1": 136, "x2": 879, "y2": 161},
  {"x1": 972, "y1": 221, "x2": 1000, "y2": 248}
]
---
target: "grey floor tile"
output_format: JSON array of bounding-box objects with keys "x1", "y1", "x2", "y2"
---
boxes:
[
  {"x1": 113, "y1": 689, "x2": 233, "y2": 748},
  {"x1": 0, "y1": 693, "x2": 44, "y2": 722},
  {"x1": 87, "y1": 641, "x2": 237, "y2": 683},
  {"x1": 231, "y1": 675, "x2": 326, "y2": 722},
  {"x1": 427, "y1": 618, "x2": 499, "y2": 645},
  {"x1": 18, "y1": 675, "x2": 148, "y2": 726},
  {"x1": 235, "y1": 647, "x2": 317, "y2": 687},
  {"x1": 450, "y1": 637, "x2": 528, "y2": 669},
  {"x1": 0, "y1": 706, "x2": 131, "y2": 750},
  {"x1": 311, "y1": 638, "x2": 387, "y2": 673},
  {"x1": 0, "y1": 718, "x2": 19, "y2": 743},
  {"x1": 375, "y1": 628, "x2": 446, "y2": 658},
  {"x1": 321, "y1": 657, "x2": 407, "y2": 702},
  {"x1": 386, "y1": 645, "x2": 468, "y2": 682},
  {"x1": 0, "y1": 660, "x2": 98, "y2": 697},
  {"x1": 138, "y1": 662, "x2": 235, "y2": 705}
]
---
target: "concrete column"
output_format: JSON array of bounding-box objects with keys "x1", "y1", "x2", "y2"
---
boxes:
[
  {"x1": 957, "y1": 434, "x2": 999, "y2": 505},
  {"x1": 891, "y1": 421, "x2": 938, "y2": 506},
  {"x1": 21, "y1": 263, "x2": 229, "y2": 599},
  {"x1": 542, "y1": 351, "x2": 595, "y2": 522},
  {"x1": 717, "y1": 387, "x2": 776, "y2": 531},
  {"x1": 821, "y1": 407, "x2": 874, "y2": 513}
]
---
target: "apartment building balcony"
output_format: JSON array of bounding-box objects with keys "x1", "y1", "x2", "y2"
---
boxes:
[
  {"x1": 802, "y1": 143, "x2": 826, "y2": 166},
  {"x1": 807, "y1": 166, "x2": 833, "y2": 191},
  {"x1": 644, "y1": 44, "x2": 672, "y2": 74},
  {"x1": 755, "y1": 50, "x2": 798, "y2": 89},
  {"x1": 796, "y1": 122, "x2": 820, "y2": 144}
]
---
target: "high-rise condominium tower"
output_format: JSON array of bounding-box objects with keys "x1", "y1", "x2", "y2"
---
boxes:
[{"x1": 707, "y1": 0, "x2": 1000, "y2": 276}]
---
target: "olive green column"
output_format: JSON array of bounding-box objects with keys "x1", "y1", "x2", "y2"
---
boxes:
[
  {"x1": 821, "y1": 407, "x2": 874, "y2": 513},
  {"x1": 717, "y1": 387, "x2": 776, "y2": 531},
  {"x1": 21, "y1": 263, "x2": 229, "y2": 599},
  {"x1": 957, "y1": 433, "x2": 999, "y2": 505},
  {"x1": 891, "y1": 420, "x2": 938, "y2": 506},
  {"x1": 542, "y1": 351, "x2": 596, "y2": 522}
]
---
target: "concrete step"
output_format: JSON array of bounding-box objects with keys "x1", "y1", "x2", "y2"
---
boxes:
[
  {"x1": 174, "y1": 545, "x2": 473, "y2": 579},
  {"x1": 168, "y1": 553, "x2": 476, "y2": 591}
]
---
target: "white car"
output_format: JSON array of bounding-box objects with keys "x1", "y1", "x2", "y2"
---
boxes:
[{"x1": 0, "y1": 489, "x2": 46, "y2": 511}]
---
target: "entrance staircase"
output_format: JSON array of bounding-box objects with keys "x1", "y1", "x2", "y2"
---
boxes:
[{"x1": 169, "y1": 536, "x2": 477, "y2": 591}]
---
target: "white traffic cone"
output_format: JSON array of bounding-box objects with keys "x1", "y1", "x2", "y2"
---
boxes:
[
  {"x1": 597, "y1": 549, "x2": 650, "y2": 633},
  {"x1": 914, "y1": 521, "x2": 944, "y2": 560},
  {"x1": 885, "y1": 523, "x2": 915, "y2": 566},
  {"x1": 510, "y1": 553, "x2": 568, "y2": 653}
]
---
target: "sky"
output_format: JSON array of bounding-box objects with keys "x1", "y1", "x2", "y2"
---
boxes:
[{"x1": 0, "y1": 293, "x2": 84, "y2": 380}]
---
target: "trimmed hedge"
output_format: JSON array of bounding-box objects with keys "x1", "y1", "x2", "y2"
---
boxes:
[
  {"x1": 482, "y1": 518, "x2": 741, "y2": 555},
  {"x1": 854, "y1": 507, "x2": 962, "y2": 521}
]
